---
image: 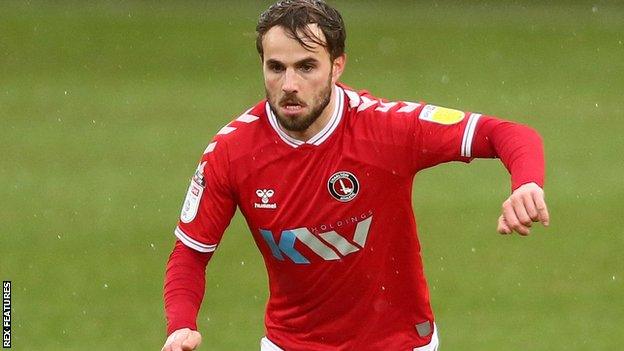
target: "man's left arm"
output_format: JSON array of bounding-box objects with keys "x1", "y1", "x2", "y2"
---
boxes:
[
  {"x1": 470, "y1": 116, "x2": 550, "y2": 235},
  {"x1": 406, "y1": 104, "x2": 550, "y2": 235}
]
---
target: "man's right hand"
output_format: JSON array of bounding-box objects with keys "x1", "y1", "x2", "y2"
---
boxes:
[{"x1": 161, "y1": 328, "x2": 202, "y2": 351}]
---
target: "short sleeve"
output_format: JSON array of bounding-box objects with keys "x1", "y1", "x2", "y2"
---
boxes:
[
  {"x1": 174, "y1": 138, "x2": 237, "y2": 253},
  {"x1": 412, "y1": 104, "x2": 482, "y2": 171}
]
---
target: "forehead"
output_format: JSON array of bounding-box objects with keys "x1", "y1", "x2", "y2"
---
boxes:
[{"x1": 262, "y1": 24, "x2": 330, "y2": 63}]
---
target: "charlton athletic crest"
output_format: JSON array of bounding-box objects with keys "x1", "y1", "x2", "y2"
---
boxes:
[{"x1": 327, "y1": 171, "x2": 359, "y2": 202}]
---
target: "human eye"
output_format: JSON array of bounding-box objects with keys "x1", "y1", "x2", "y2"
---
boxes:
[
  {"x1": 299, "y1": 63, "x2": 315, "y2": 73},
  {"x1": 267, "y1": 62, "x2": 284, "y2": 73}
]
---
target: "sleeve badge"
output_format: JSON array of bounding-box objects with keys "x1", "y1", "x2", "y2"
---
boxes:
[{"x1": 418, "y1": 104, "x2": 465, "y2": 125}]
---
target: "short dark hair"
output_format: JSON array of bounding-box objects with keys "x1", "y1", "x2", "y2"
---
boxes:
[{"x1": 256, "y1": 0, "x2": 346, "y2": 61}]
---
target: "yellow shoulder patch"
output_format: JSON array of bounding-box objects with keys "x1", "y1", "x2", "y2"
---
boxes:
[{"x1": 419, "y1": 105, "x2": 465, "y2": 125}]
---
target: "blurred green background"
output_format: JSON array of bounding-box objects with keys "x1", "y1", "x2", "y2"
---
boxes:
[{"x1": 1, "y1": 1, "x2": 623, "y2": 350}]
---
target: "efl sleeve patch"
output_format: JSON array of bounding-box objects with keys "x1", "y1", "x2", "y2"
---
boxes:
[
  {"x1": 418, "y1": 105, "x2": 465, "y2": 125},
  {"x1": 180, "y1": 161, "x2": 206, "y2": 223}
]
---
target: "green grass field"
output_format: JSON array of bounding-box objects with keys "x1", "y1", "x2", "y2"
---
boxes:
[{"x1": 1, "y1": 1, "x2": 623, "y2": 349}]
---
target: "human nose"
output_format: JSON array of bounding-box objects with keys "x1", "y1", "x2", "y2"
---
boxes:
[{"x1": 281, "y1": 68, "x2": 299, "y2": 94}]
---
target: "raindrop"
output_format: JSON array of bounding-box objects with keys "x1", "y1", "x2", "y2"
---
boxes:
[
  {"x1": 57, "y1": 234, "x2": 62, "y2": 239},
  {"x1": 591, "y1": 5, "x2": 598, "y2": 13},
  {"x1": 150, "y1": 243, "x2": 155, "y2": 249},
  {"x1": 241, "y1": 261, "x2": 245, "y2": 266},
  {"x1": 104, "y1": 283, "x2": 109, "y2": 288},
  {"x1": 471, "y1": 247, "x2": 476, "y2": 253}
]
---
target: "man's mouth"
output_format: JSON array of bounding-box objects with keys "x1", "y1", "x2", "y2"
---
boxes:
[
  {"x1": 280, "y1": 100, "x2": 306, "y2": 114},
  {"x1": 284, "y1": 104, "x2": 302, "y2": 111}
]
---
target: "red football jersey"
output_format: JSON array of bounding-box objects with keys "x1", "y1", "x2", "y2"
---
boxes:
[{"x1": 175, "y1": 84, "x2": 486, "y2": 350}]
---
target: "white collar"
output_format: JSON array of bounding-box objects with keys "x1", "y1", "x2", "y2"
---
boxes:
[{"x1": 266, "y1": 85, "x2": 344, "y2": 148}]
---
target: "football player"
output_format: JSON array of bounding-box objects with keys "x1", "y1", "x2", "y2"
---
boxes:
[{"x1": 162, "y1": 1, "x2": 549, "y2": 350}]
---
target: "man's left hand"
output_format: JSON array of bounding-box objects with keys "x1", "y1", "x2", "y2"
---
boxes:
[{"x1": 497, "y1": 182, "x2": 550, "y2": 235}]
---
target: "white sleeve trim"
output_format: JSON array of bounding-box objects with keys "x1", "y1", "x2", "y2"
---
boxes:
[
  {"x1": 174, "y1": 226, "x2": 217, "y2": 253},
  {"x1": 461, "y1": 113, "x2": 481, "y2": 157}
]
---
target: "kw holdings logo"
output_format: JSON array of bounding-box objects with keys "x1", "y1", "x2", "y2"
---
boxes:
[{"x1": 260, "y1": 213, "x2": 373, "y2": 264}]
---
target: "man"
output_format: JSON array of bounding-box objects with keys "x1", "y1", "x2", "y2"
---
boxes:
[{"x1": 162, "y1": 1, "x2": 550, "y2": 350}]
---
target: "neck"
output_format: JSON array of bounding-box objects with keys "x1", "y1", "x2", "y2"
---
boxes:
[{"x1": 283, "y1": 85, "x2": 337, "y2": 142}]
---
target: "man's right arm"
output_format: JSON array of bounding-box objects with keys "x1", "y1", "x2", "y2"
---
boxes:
[
  {"x1": 162, "y1": 240, "x2": 212, "y2": 350},
  {"x1": 162, "y1": 133, "x2": 237, "y2": 350},
  {"x1": 164, "y1": 240, "x2": 212, "y2": 335}
]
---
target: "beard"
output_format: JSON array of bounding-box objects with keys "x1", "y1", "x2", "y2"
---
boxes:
[{"x1": 266, "y1": 74, "x2": 333, "y2": 133}]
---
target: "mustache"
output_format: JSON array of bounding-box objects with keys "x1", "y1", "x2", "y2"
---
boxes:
[{"x1": 279, "y1": 94, "x2": 305, "y2": 106}]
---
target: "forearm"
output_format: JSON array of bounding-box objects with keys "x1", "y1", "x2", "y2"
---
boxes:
[
  {"x1": 164, "y1": 240, "x2": 212, "y2": 335},
  {"x1": 471, "y1": 116, "x2": 545, "y2": 190}
]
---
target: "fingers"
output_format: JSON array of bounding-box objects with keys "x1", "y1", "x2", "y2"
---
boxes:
[
  {"x1": 512, "y1": 196, "x2": 533, "y2": 228},
  {"x1": 497, "y1": 215, "x2": 512, "y2": 234},
  {"x1": 532, "y1": 191, "x2": 550, "y2": 226},
  {"x1": 162, "y1": 329, "x2": 198, "y2": 351},
  {"x1": 181, "y1": 331, "x2": 202, "y2": 351},
  {"x1": 498, "y1": 183, "x2": 550, "y2": 236},
  {"x1": 502, "y1": 199, "x2": 531, "y2": 235},
  {"x1": 522, "y1": 194, "x2": 539, "y2": 221}
]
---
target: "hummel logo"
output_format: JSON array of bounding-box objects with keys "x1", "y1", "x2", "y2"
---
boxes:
[
  {"x1": 256, "y1": 189, "x2": 274, "y2": 203},
  {"x1": 255, "y1": 189, "x2": 277, "y2": 209}
]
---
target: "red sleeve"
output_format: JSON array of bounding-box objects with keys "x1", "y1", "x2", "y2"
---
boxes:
[
  {"x1": 163, "y1": 240, "x2": 213, "y2": 335},
  {"x1": 343, "y1": 88, "x2": 545, "y2": 191},
  {"x1": 175, "y1": 135, "x2": 237, "y2": 252},
  {"x1": 411, "y1": 106, "x2": 475, "y2": 171},
  {"x1": 471, "y1": 116, "x2": 545, "y2": 191},
  {"x1": 164, "y1": 129, "x2": 238, "y2": 335}
]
